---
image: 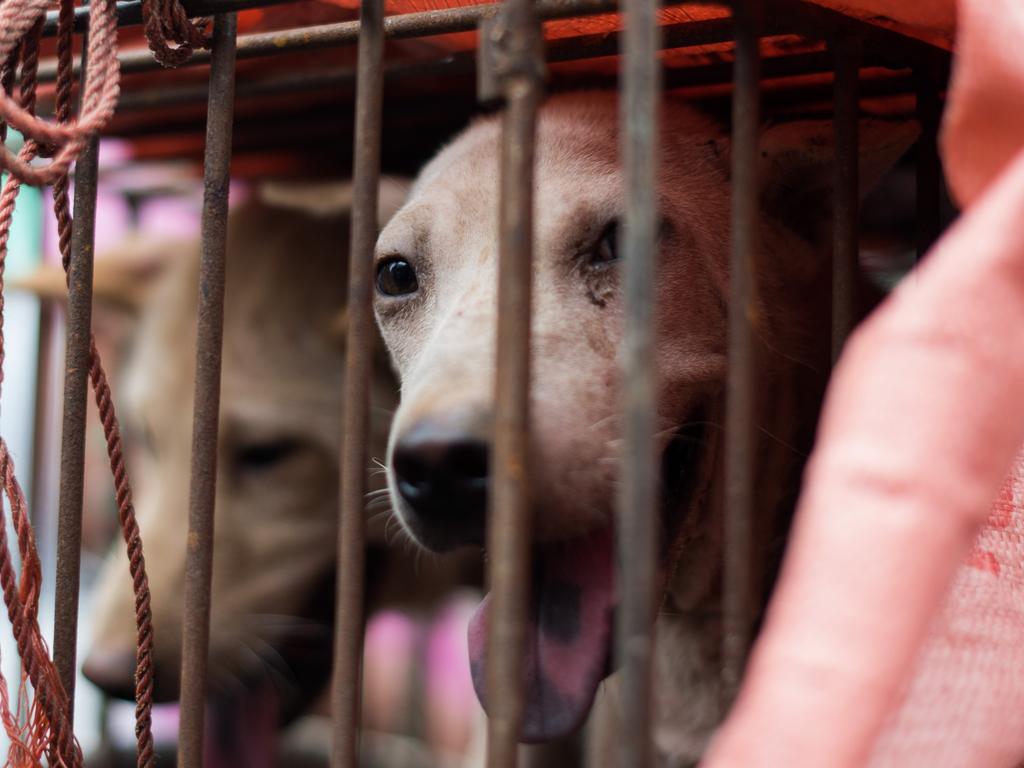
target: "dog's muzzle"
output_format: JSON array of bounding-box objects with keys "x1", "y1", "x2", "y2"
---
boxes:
[{"x1": 392, "y1": 414, "x2": 489, "y2": 552}]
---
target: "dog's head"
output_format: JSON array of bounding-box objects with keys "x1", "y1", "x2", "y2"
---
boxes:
[
  {"x1": 375, "y1": 92, "x2": 918, "y2": 740},
  {"x1": 77, "y1": 182, "x2": 405, "y2": 719}
]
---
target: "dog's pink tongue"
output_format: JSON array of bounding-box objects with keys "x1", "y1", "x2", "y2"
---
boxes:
[{"x1": 468, "y1": 528, "x2": 615, "y2": 742}]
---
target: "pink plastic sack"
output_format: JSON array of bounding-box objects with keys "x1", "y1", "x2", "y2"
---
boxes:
[{"x1": 704, "y1": 1, "x2": 1024, "y2": 765}]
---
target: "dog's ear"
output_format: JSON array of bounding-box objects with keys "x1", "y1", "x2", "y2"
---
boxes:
[
  {"x1": 12, "y1": 233, "x2": 182, "y2": 315},
  {"x1": 257, "y1": 177, "x2": 410, "y2": 229},
  {"x1": 756, "y1": 118, "x2": 920, "y2": 241}
]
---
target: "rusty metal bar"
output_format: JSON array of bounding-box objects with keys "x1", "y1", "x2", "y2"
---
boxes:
[
  {"x1": 80, "y1": 55, "x2": 923, "y2": 129},
  {"x1": 42, "y1": 0, "x2": 295, "y2": 36},
  {"x1": 831, "y1": 33, "x2": 860, "y2": 362},
  {"x1": 722, "y1": 0, "x2": 760, "y2": 709},
  {"x1": 53, "y1": 29, "x2": 101, "y2": 714},
  {"x1": 53, "y1": 141, "x2": 99, "y2": 713},
  {"x1": 37, "y1": 0, "x2": 948, "y2": 84},
  {"x1": 176, "y1": 13, "x2": 237, "y2": 768},
  {"x1": 65, "y1": 20, "x2": 744, "y2": 113},
  {"x1": 328, "y1": 0, "x2": 384, "y2": 762},
  {"x1": 43, "y1": 0, "x2": 617, "y2": 47},
  {"x1": 29, "y1": 301, "x2": 55, "y2": 514},
  {"x1": 479, "y1": 0, "x2": 543, "y2": 764},
  {"x1": 615, "y1": 0, "x2": 660, "y2": 757},
  {"x1": 487, "y1": 76, "x2": 538, "y2": 768},
  {"x1": 38, "y1": 0, "x2": 628, "y2": 84},
  {"x1": 915, "y1": 62, "x2": 942, "y2": 260}
]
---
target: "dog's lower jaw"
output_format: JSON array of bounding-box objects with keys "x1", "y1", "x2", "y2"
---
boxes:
[
  {"x1": 652, "y1": 608, "x2": 723, "y2": 766},
  {"x1": 586, "y1": 409, "x2": 724, "y2": 767},
  {"x1": 586, "y1": 607, "x2": 723, "y2": 768}
]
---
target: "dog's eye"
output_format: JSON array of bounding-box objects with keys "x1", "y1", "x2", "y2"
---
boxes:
[
  {"x1": 235, "y1": 439, "x2": 301, "y2": 472},
  {"x1": 376, "y1": 257, "x2": 419, "y2": 297},
  {"x1": 588, "y1": 222, "x2": 619, "y2": 266},
  {"x1": 125, "y1": 418, "x2": 158, "y2": 458}
]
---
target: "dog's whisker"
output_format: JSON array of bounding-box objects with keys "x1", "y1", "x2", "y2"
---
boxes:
[
  {"x1": 368, "y1": 508, "x2": 395, "y2": 525},
  {"x1": 369, "y1": 506, "x2": 395, "y2": 522},
  {"x1": 384, "y1": 515, "x2": 408, "y2": 546},
  {"x1": 233, "y1": 641, "x2": 292, "y2": 700},
  {"x1": 585, "y1": 413, "x2": 619, "y2": 433},
  {"x1": 755, "y1": 424, "x2": 807, "y2": 458},
  {"x1": 209, "y1": 664, "x2": 248, "y2": 700},
  {"x1": 754, "y1": 326, "x2": 825, "y2": 378},
  {"x1": 248, "y1": 634, "x2": 300, "y2": 688}
]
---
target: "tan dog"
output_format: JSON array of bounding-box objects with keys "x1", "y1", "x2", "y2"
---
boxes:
[
  {"x1": 374, "y1": 92, "x2": 917, "y2": 765},
  {"x1": 81, "y1": 184, "x2": 400, "y2": 708},
  {"x1": 21, "y1": 181, "x2": 482, "y2": 764}
]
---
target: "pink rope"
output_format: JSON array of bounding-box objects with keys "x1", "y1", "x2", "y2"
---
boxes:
[{"x1": 0, "y1": 0, "x2": 119, "y2": 186}]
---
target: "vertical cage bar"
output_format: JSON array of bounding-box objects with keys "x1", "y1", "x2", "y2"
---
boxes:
[
  {"x1": 176, "y1": 13, "x2": 237, "y2": 768},
  {"x1": 30, "y1": 301, "x2": 55, "y2": 514},
  {"x1": 486, "y1": 2, "x2": 542, "y2": 765},
  {"x1": 53, "y1": 128, "x2": 99, "y2": 713},
  {"x1": 831, "y1": 33, "x2": 860, "y2": 362},
  {"x1": 722, "y1": 0, "x2": 760, "y2": 708},
  {"x1": 614, "y1": 0, "x2": 660, "y2": 758},
  {"x1": 329, "y1": 0, "x2": 384, "y2": 762},
  {"x1": 915, "y1": 62, "x2": 941, "y2": 260},
  {"x1": 54, "y1": 28, "x2": 101, "y2": 707}
]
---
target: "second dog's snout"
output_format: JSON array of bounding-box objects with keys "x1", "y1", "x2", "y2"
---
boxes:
[{"x1": 393, "y1": 418, "x2": 489, "y2": 552}]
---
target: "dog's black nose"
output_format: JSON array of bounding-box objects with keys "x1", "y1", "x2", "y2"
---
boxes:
[{"x1": 393, "y1": 419, "x2": 489, "y2": 552}]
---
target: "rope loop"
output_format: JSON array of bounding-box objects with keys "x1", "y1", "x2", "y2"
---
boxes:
[{"x1": 0, "y1": 0, "x2": 156, "y2": 764}]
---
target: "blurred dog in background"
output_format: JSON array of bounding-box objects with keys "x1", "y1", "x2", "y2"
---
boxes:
[{"x1": 22, "y1": 180, "x2": 482, "y2": 767}]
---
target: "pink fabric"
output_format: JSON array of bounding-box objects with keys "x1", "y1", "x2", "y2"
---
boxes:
[
  {"x1": 941, "y1": 1, "x2": 1024, "y2": 205},
  {"x1": 702, "y1": 1, "x2": 1024, "y2": 765}
]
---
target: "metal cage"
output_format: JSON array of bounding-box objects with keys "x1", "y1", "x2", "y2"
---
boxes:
[{"x1": 23, "y1": 0, "x2": 950, "y2": 765}]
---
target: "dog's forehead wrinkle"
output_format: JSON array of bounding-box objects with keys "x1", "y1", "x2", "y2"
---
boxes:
[
  {"x1": 377, "y1": 205, "x2": 423, "y2": 253},
  {"x1": 221, "y1": 390, "x2": 339, "y2": 437},
  {"x1": 536, "y1": 190, "x2": 619, "y2": 249}
]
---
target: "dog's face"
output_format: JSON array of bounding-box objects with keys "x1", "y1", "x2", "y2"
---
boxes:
[
  {"x1": 378, "y1": 96, "x2": 730, "y2": 542},
  {"x1": 377, "y1": 95, "x2": 735, "y2": 740},
  {"x1": 376, "y1": 92, "x2": 918, "y2": 741},
  {"x1": 84, "y1": 190, "x2": 400, "y2": 719}
]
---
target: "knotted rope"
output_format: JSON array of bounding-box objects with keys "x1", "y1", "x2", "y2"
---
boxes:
[{"x1": 0, "y1": 0, "x2": 212, "y2": 761}]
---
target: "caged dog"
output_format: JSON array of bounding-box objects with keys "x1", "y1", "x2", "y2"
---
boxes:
[
  {"x1": 20, "y1": 181, "x2": 479, "y2": 765},
  {"x1": 372, "y1": 92, "x2": 917, "y2": 765}
]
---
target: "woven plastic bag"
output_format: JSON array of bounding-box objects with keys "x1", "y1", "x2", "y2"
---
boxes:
[{"x1": 704, "y1": 1, "x2": 1024, "y2": 765}]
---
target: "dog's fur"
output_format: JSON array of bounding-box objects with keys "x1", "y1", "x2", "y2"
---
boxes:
[
  {"x1": 375, "y1": 92, "x2": 917, "y2": 765},
  {"x1": 83, "y1": 188, "x2": 397, "y2": 705},
  {"x1": 64, "y1": 183, "x2": 481, "y2": 749}
]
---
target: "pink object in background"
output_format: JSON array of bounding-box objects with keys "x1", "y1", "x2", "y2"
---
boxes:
[
  {"x1": 425, "y1": 592, "x2": 482, "y2": 754},
  {"x1": 363, "y1": 610, "x2": 418, "y2": 734},
  {"x1": 704, "y1": 1, "x2": 1024, "y2": 766}
]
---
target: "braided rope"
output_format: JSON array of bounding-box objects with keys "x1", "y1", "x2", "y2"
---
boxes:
[
  {"x1": 86, "y1": 345, "x2": 156, "y2": 766},
  {"x1": 0, "y1": 0, "x2": 119, "y2": 186},
  {"x1": 0, "y1": 0, "x2": 158, "y2": 763},
  {"x1": 0, "y1": 42, "x2": 17, "y2": 145},
  {"x1": 0, "y1": 445, "x2": 82, "y2": 767},
  {"x1": 47, "y1": 0, "x2": 157, "y2": 763},
  {"x1": 0, "y1": 20, "x2": 82, "y2": 768},
  {"x1": 142, "y1": 0, "x2": 211, "y2": 67}
]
